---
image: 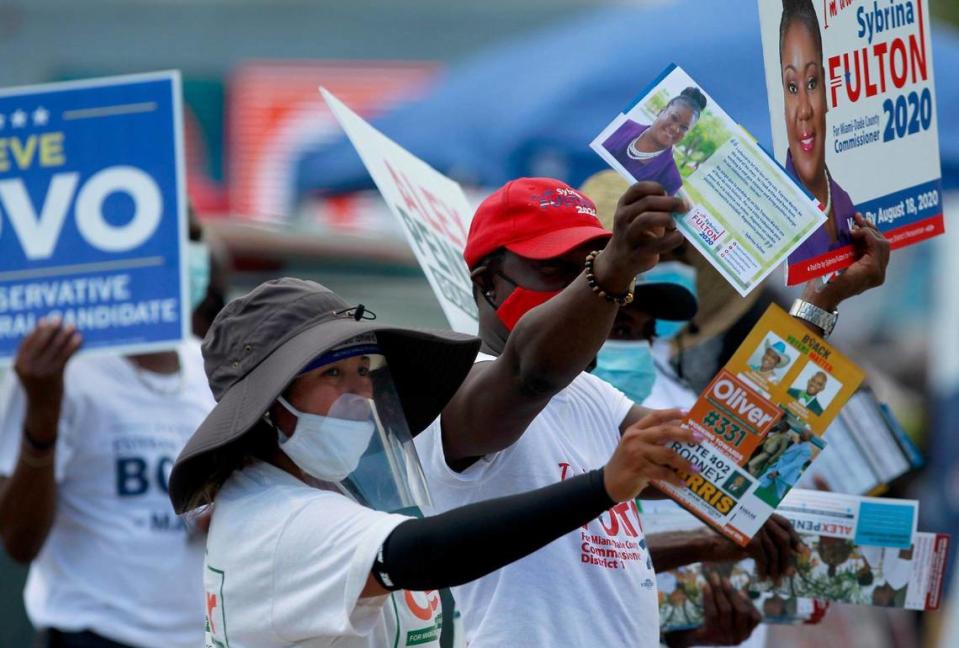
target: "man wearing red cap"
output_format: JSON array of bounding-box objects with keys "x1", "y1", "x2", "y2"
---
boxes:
[{"x1": 414, "y1": 178, "x2": 889, "y2": 647}]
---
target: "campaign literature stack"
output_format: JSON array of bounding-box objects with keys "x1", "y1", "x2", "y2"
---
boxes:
[
  {"x1": 757, "y1": 0, "x2": 943, "y2": 283},
  {"x1": 753, "y1": 489, "x2": 949, "y2": 612},
  {"x1": 651, "y1": 489, "x2": 949, "y2": 632},
  {"x1": 651, "y1": 304, "x2": 864, "y2": 546},
  {"x1": 0, "y1": 72, "x2": 189, "y2": 361}
]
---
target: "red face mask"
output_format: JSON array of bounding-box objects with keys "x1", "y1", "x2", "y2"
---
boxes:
[{"x1": 494, "y1": 280, "x2": 561, "y2": 331}]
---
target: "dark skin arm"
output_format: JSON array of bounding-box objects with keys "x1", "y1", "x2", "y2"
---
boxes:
[
  {"x1": 441, "y1": 182, "x2": 686, "y2": 464},
  {"x1": 0, "y1": 320, "x2": 82, "y2": 563},
  {"x1": 796, "y1": 213, "x2": 890, "y2": 332},
  {"x1": 663, "y1": 574, "x2": 762, "y2": 648},
  {"x1": 648, "y1": 514, "x2": 802, "y2": 582}
]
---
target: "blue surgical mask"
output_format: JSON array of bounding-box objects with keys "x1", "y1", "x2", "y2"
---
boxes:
[
  {"x1": 593, "y1": 340, "x2": 656, "y2": 404},
  {"x1": 642, "y1": 262, "x2": 697, "y2": 340},
  {"x1": 187, "y1": 241, "x2": 211, "y2": 311}
]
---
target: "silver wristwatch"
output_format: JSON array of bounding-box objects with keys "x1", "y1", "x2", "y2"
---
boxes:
[{"x1": 789, "y1": 299, "x2": 838, "y2": 338}]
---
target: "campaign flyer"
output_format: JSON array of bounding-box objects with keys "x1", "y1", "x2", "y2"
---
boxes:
[
  {"x1": 798, "y1": 388, "x2": 923, "y2": 495},
  {"x1": 640, "y1": 499, "x2": 822, "y2": 631},
  {"x1": 590, "y1": 64, "x2": 825, "y2": 297},
  {"x1": 757, "y1": 0, "x2": 943, "y2": 284},
  {"x1": 649, "y1": 490, "x2": 947, "y2": 631},
  {"x1": 658, "y1": 561, "x2": 823, "y2": 631},
  {"x1": 752, "y1": 489, "x2": 949, "y2": 611},
  {"x1": 651, "y1": 304, "x2": 864, "y2": 546}
]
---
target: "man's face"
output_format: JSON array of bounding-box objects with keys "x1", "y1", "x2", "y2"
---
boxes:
[
  {"x1": 608, "y1": 306, "x2": 655, "y2": 342},
  {"x1": 473, "y1": 240, "x2": 605, "y2": 343},
  {"x1": 494, "y1": 241, "x2": 599, "y2": 294},
  {"x1": 760, "y1": 348, "x2": 782, "y2": 371},
  {"x1": 872, "y1": 584, "x2": 896, "y2": 607},
  {"x1": 806, "y1": 372, "x2": 827, "y2": 395}
]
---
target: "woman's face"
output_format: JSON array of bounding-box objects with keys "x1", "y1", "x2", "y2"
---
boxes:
[
  {"x1": 781, "y1": 22, "x2": 827, "y2": 189},
  {"x1": 285, "y1": 355, "x2": 373, "y2": 416},
  {"x1": 649, "y1": 103, "x2": 696, "y2": 149}
]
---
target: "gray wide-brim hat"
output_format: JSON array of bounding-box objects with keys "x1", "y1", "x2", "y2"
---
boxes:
[{"x1": 169, "y1": 277, "x2": 480, "y2": 513}]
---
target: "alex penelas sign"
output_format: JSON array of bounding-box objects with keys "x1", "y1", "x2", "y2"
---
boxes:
[
  {"x1": 0, "y1": 71, "x2": 188, "y2": 361},
  {"x1": 321, "y1": 88, "x2": 478, "y2": 334}
]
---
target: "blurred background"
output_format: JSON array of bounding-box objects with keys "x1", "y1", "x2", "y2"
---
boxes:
[{"x1": 0, "y1": 0, "x2": 956, "y2": 645}]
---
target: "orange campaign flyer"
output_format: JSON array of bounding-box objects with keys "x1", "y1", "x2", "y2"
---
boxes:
[{"x1": 653, "y1": 304, "x2": 865, "y2": 546}]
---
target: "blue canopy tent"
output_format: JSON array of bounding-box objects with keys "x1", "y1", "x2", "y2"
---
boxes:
[{"x1": 294, "y1": 0, "x2": 959, "y2": 198}]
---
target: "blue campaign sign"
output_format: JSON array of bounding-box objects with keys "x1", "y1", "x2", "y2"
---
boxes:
[{"x1": 0, "y1": 71, "x2": 188, "y2": 361}]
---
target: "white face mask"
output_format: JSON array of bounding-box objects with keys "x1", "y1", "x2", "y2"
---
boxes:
[{"x1": 275, "y1": 394, "x2": 376, "y2": 482}]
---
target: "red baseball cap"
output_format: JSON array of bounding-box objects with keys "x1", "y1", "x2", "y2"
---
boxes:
[{"x1": 463, "y1": 178, "x2": 612, "y2": 269}]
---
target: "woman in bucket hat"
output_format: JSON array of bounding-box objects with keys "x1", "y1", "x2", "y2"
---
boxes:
[{"x1": 169, "y1": 278, "x2": 698, "y2": 648}]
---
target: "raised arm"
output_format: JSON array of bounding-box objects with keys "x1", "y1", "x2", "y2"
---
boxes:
[
  {"x1": 441, "y1": 182, "x2": 686, "y2": 464},
  {"x1": 794, "y1": 213, "x2": 890, "y2": 335},
  {"x1": 0, "y1": 320, "x2": 81, "y2": 563}
]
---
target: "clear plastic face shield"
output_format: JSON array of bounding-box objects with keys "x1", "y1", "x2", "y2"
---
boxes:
[{"x1": 271, "y1": 336, "x2": 431, "y2": 515}]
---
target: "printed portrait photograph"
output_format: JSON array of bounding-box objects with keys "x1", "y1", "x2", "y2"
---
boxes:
[
  {"x1": 745, "y1": 333, "x2": 799, "y2": 385},
  {"x1": 594, "y1": 70, "x2": 732, "y2": 197},
  {"x1": 787, "y1": 362, "x2": 843, "y2": 416}
]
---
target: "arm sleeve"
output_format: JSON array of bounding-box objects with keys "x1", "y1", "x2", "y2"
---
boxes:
[{"x1": 372, "y1": 468, "x2": 615, "y2": 591}]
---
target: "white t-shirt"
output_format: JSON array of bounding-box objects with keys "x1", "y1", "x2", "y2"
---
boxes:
[
  {"x1": 204, "y1": 460, "x2": 448, "y2": 648},
  {"x1": 415, "y1": 354, "x2": 660, "y2": 648},
  {"x1": 0, "y1": 341, "x2": 214, "y2": 647}
]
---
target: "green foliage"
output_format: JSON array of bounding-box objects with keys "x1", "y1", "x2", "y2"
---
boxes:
[
  {"x1": 674, "y1": 112, "x2": 732, "y2": 177},
  {"x1": 932, "y1": 0, "x2": 959, "y2": 27},
  {"x1": 643, "y1": 89, "x2": 669, "y2": 117}
]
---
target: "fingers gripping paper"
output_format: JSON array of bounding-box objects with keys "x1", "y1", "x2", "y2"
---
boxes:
[{"x1": 652, "y1": 304, "x2": 864, "y2": 546}]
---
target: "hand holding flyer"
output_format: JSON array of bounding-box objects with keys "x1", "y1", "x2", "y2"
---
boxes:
[
  {"x1": 652, "y1": 304, "x2": 864, "y2": 546},
  {"x1": 757, "y1": 0, "x2": 943, "y2": 283},
  {"x1": 651, "y1": 490, "x2": 949, "y2": 634},
  {"x1": 591, "y1": 64, "x2": 826, "y2": 296},
  {"x1": 751, "y1": 489, "x2": 949, "y2": 611}
]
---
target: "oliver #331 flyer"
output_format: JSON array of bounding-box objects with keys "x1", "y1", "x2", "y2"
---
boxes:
[
  {"x1": 757, "y1": 0, "x2": 943, "y2": 284},
  {"x1": 652, "y1": 304, "x2": 864, "y2": 546}
]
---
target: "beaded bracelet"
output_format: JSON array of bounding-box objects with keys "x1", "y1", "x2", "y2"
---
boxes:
[{"x1": 584, "y1": 250, "x2": 634, "y2": 305}]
